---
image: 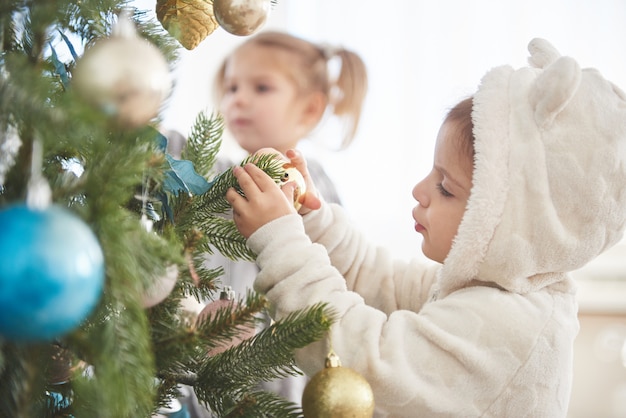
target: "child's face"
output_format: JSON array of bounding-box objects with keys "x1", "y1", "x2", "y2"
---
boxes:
[
  {"x1": 220, "y1": 46, "x2": 313, "y2": 154},
  {"x1": 412, "y1": 120, "x2": 473, "y2": 263}
]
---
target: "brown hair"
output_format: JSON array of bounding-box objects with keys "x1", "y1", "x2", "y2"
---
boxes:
[
  {"x1": 445, "y1": 96, "x2": 475, "y2": 163},
  {"x1": 214, "y1": 31, "x2": 368, "y2": 148}
]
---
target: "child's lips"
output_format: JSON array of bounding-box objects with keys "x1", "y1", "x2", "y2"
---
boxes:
[
  {"x1": 232, "y1": 117, "x2": 251, "y2": 127},
  {"x1": 415, "y1": 222, "x2": 425, "y2": 233}
]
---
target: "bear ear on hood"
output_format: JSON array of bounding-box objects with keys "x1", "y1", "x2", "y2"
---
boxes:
[
  {"x1": 527, "y1": 38, "x2": 561, "y2": 68},
  {"x1": 528, "y1": 41, "x2": 581, "y2": 129}
]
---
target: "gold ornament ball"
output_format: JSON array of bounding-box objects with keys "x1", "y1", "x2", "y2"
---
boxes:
[
  {"x1": 302, "y1": 358, "x2": 375, "y2": 418},
  {"x1": 72, "y1": 13, "x2": 172, "y2": 128},
  {"x1": 156, "y1": 0, "x2": 219, "y2": 50},
  {"x1": 213, "y1": 0, "x2": 271, "y2": 36},
  {"x1": 280, "y1": 166, "x2": 307, "y2": 211}
]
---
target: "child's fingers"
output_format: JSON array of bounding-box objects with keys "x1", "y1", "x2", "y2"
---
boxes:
[
  {"x1": 285, "y1": 149, "x2": 306, "y2": 169},
  {"x1": 298, "y1": 191, "x2": 322, "y2": 210},
  {"x1": 285, "y1": 149, "x2": 313, "y2": 182},
  {"x1": 231, "y1": 166, "x2": 257, "y2": 197},
  {"x1": 226, "y1": 187, "x2": 245, "y2": 211},
  {"x1": 281, "y1": 181, "x2": 296, "y2": 203},
  {"x1": 243, "y1": 163, "x2": 280, "y2": 192},
  {"x1": 233, "y1": 164, "x2": 276, "y2": 194}
]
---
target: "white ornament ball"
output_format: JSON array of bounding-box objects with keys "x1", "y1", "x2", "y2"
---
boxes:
[
  {"x1": 213, "y1": 0, "x2": 271, "y2": 36},
  {"x1": 72, "y1": 13, "x2": 172, "y2": 128},
  {"x1": 142, "y1": 264, "x2": 179, "y2": 308}
]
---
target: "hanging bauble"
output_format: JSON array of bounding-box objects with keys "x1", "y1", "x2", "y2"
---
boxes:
[
  {"x1": 179, "y1": 294, "x2": 205, "y2": 321},
  {"x1": 156, "y1": 0, "x2": 219, "y2": 50},
  {"x1": 196, "y1": 287, "x2": 256, "y2": 355},
  {"x1": 0, "y1": 204, "x2": 105, "y2": 342},
  {"x1": 280, "y1": 164, "x2": 307, "y2": 211},
  {"x1": 142, "y1": 264, "x2": 179, "y2": 308},
  {"x1": 213, "y1": 0, "x2": 271, "y2": 36},
  {"x1": 72, "y1": 10, "x2": 172, "y2": 128},
  {"x1": 302, "y1": 351, "x2": 375, "y2": 418}
]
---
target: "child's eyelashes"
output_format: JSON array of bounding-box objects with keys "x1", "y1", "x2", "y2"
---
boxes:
[{"x1": 436, "y1": 183, "x2": 453, "y2": 197}]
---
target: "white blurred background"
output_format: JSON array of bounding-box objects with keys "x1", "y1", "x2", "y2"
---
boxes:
[{"x1": 139, "y1": 1, "x2": 626, "y2": 416}]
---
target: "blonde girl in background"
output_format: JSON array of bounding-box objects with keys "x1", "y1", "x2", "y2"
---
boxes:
[
  {"x1": 206, "y1": 30, "x2": 368, "y2": 407},
  {"x1": 214, "y1": 30, "x2": 368, "y2": 204}
]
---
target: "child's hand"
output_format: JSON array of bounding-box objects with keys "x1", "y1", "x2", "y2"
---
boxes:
[
  {"x1": 251, "y1": 148, "x2": 322, "y2": 214},
  {"x1": 227, "y1": 163, "x2": 297, "y2": 239},
  {"x1": 285, "y1": 149, "x2": 322, "y2": 213}
]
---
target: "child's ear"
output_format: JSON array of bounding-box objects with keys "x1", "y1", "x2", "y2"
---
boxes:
[{"x1": 301, "y1": 91, "x2": 326, "y2": 127}]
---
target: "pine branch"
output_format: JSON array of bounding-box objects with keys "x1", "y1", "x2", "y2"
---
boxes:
[
  {"x1": 223, "y1": 390, "x2": 302, "y2": 418},
  {"x1": 184, "y1": 111, "x2": 224, "y2": 177},
  {"x1": 198, "y1": 215, "x2": 256, "y2": 261},
  {"x1": 147, "y1": 291, "x2": 268, "y2": 412},
  {"x1": 202, "y1": 290, "x2": 266, "y2": 345},
  {"x1": 0, "y1": 343, "x2": 50, "y2": 418},
  {"x1": 182, "y1": 257, "x2": 224, "y2": 302},
  {"x1": 64, "y1": 214, "x2": 181, "y2": 417},
  {"x1": 0, "y1": 73, "x2": 66, "y2": 136},
  {"x1": 69, "y1": 304, "x2": 156, "y2": 417},
  {"x1": 194, "y1": 303, "x2": 335, "y2": 411},
  {"x1": 131, "y1": 7, "x2": 180, "y2": 63}
]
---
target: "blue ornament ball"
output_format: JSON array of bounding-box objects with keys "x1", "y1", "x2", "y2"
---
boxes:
[{"x1": 0, "y1": 204, "x2": 105, "y2": 342}]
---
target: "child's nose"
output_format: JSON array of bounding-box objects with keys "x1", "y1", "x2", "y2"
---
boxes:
[
  {"x1": 233, "y1": 90, "x2": 247, "y2": 104},
  {"x1": 412, "y1": 180, "x2": 428, "y2": 207},
  {"x1": 230, "y1": 87, "x2": 250, "y2": 105}
]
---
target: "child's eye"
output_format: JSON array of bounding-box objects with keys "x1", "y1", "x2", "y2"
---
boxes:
[
  {"x1": 226, "y1": 84, "x2": 237, "y2": 93},
  {"x1": 436, "y1": 183, "x2": 453, "y2": 197},
  {"x1": 256, "y1": 84, "x2": 271, "y2": 93}
]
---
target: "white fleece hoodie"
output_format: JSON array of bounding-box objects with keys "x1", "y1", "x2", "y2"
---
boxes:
[{"x1": 246, "y1": 38, "x2": 626, "y2": 417}]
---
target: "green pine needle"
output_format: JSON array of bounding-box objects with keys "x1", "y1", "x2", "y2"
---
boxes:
[{"x1": 199, "y1": 216, "x2": 256, "y2": 261}]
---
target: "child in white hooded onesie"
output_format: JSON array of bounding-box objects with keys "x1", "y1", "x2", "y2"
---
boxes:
[{"x1": 225, "y1": 38, "x2": 626, "y2": 417}]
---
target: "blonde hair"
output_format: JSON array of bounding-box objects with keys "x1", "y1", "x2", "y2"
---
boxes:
[{"x1": 214, "y1": 31, "x2": 368, "y2": 148}]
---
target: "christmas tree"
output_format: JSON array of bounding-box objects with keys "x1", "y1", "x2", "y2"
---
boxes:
[{"x1": 0, "y1": 1, "x2": 333, "y2": 417}]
